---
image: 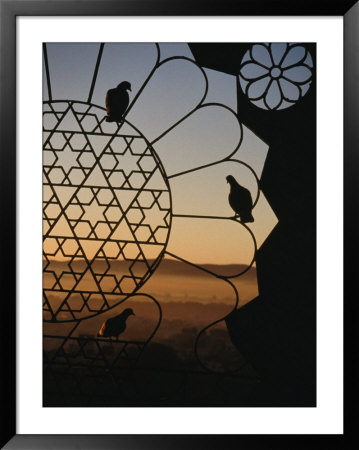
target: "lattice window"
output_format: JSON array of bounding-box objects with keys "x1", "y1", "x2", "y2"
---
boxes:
[{"x1": 43, "y1": 42, "x2": 278, "y2": 406}]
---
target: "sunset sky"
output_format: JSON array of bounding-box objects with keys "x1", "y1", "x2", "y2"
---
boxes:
[{"x1": 43, "y1": 43, "x2": 278, "y2": 268}]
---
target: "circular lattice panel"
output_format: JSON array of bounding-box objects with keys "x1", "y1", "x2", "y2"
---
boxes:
[{"x1": 43, "y1": 101, "x2": 171, "y2": 322}]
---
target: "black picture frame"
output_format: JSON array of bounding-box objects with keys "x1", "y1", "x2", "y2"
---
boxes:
[{"x1": 0, "y1": 0, "x2": 356, "y2": 448}]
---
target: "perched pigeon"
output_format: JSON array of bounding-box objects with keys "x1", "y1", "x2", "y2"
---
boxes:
[
  {"x1": 97, "y1": 308, "x2": 135, "y2": 340},
  {"x1": 226, "y1": 175, "x2": 254, "y2": 223},
  {"x1": 105, "y1": 81, "x2": 132, "y2": 123}
]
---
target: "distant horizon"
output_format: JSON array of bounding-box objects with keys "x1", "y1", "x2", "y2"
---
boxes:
[{"x1": 43, "y1": 254, "x2": 257, "y2": 268}]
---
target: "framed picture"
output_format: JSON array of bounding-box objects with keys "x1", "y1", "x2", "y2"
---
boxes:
[{"x1": 1, "y1": 1, "x2": 354, "y2": 448}]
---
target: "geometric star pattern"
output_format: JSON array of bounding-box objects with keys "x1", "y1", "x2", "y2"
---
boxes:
[{"x1": 43, "y1": 101, "x2": 171, "y2": 322}]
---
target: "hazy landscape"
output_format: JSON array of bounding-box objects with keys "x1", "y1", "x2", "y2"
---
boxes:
[
  {"x1": 44, "y1": 257, "x2": 258, "y2": 345},
  {"x1": 43, "y1": 258, "x2": 259, "y2": 406}
]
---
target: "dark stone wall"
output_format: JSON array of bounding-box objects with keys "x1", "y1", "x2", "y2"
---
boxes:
[{"x1": 189, "y1": 43, "x2": 316, "y2": 406}]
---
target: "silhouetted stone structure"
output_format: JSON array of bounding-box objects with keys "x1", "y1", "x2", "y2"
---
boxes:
[{"x1": 190, "y1": 43, "x2": 316, "y2": 406}]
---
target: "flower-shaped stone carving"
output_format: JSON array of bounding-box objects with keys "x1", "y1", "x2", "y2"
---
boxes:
[{"x1": 239, "y1": 43, "x2": 313, "y2": 110}]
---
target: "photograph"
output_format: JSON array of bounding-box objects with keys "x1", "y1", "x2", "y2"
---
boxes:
[
  {"x1": 42, "y1": 42, "x2": 316, "y2": 408},
  {"x1": 2, "y1": 1, "x2": 353, "y2": 446}
]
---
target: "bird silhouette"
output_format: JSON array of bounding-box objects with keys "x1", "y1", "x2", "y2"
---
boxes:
[
  {"x1": 226, "y1": 175, "x2": 254, "y2": 223},
  {"x1": 105, "y1": 81, "x2": 132, "y2": 123},
  {"x1": 97, "y1": 308, "x2": 135, "y2": 340}
]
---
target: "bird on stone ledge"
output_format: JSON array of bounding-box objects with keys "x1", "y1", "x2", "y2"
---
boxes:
[
  {"x1": 97, "y1": 308, "x2": 135, "y2": 341},
  {"x1": 226, "y1": 175, "x2": 254, "y2": 223}
]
